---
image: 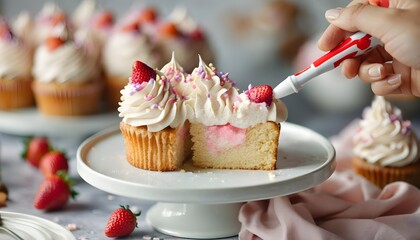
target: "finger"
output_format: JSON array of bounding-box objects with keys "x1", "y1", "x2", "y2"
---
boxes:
[
  {"x1": 324, "y1": 3, "x2": 397, "y2": 40},
  {"x1": 318, "y1": 0, "x2": 369, "y2": 51},
  {"x1": 371, "y1": 74, "x2": 402, "y2": 95},
  {"x1": 341, "y1": 58, "x2": 362, "y2": 79},
  {"x1": 318, "y1": 24, "x2": 349, "y2": 52},
  {"x1": 359, "y1": 62, "x2": 394, "y2": 82}
]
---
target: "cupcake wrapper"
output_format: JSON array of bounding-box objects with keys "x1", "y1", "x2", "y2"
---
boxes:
[
  {"x1": 32, "y1": 81, "x2": 103, "y2": 116},
  {"x1": 120, "y1": 122, "x2": 179, "y2": 171},
  {"x1": 352, "y1": 157, "x2": 420, "y2": 188},
  {"x1": 0, "y1": 77, "x2": 34, "y2": 110}
]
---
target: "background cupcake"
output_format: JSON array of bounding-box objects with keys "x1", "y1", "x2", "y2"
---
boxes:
[
  {"x1": 102, "y1": 19, "x2": 161, "y2": 109},
  {"x1": 32, "y1": 22, "x2": 102, "y2": 116},
  {"x1": 352, "y1": 96, "x2": 420, "y2": 188},
  {"x1": 0, "y1": 19, "x2": 34, "y2": 110},
  {"x1": 155, "y1": 7, "x2": 215, "y2": 73}
]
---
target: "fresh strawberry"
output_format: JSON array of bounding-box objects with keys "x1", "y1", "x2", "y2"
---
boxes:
[
  {"x1": 247, "y1": 85, "x2": 273, "y2": 107},
  {"x1": 46, "y1": 36, "x2": 64, "y2": 51},
  {"x1": 189, "y1": 28, "x2": 203, "y2": 41},
  {"x1": 159, "y1": 22, "x2": 179, "y2": 37},
  {"x1": 139, "y1": 7, "x2": 157, "y2": 23},
  {"x1": 39, "y1": 151, "x2": 69, "y2": 177},
  {"x1": 33, "y1": 171, "x2": 77, "y2": 211},
  {"x1": 21, "y1": 137, "x2": 50, "y2": 168},
  {"x1": 50, "y1": 13, "x2": 66, "y2": 26},
  {"x1": 105, "y1": 205, "x2": 141, "y2": 238},
  {"x1": 121, "y1": 22, "x2": 140, "y2": 32},
  {"x1": 130, "y1": 61, "x2": 155, "y2": 84},
  {"x1": 94, "y1": 11, "x2": 114, "y2": 28}
]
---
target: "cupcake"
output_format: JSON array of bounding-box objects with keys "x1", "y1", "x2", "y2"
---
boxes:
[
  {"x1": 0, "y1": 19, "x2": 34, "y2": 110},
  {"x1": 118, "y1": 56, "x2": 288, "y2": 171},
  {"x1": 32, "y1": 22, "x2": 102, "y2": 116},
  {"x1": 102, "y1": 20, "x2": 161, "y2": 109},
  {"x1": 352, "y1": 96, "x2": 420, "y2": 188},
  {"x1": 118, "y1": 60, "x2": 189, "y2": 171},
  {"x1": 185, "y1": 57, "x2": 287, "y2": 170},
  {"x1": 155, "y1": 7, "x2": 215, "y2": 72}
]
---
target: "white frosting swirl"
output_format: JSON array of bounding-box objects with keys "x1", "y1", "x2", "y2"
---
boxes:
[
  {"x1": 118, "y1": 72, "x2": 187, "y2": 132},
  {"x1": 102, "y1": 30, "x2": 159, "y2": 78},
  {"x1": 167, "y1": 7, "x2": 198, "y2": 33},
  {"x1": 72, "y1": 0, "x2": 97, "y2": 29},
  {"x1": 32, "y1": 25, "x2": 98, "y2": 83},
  {"x1": 230, "y1": 90, "x2": 288, "y2": 128},
  {"x1": 353, "y1": 96, "x2": 419, "y2": 167},
  {"x1": 0, "y1": 31, "x2": 32, "y2": 79},
  {"x1": 33, "y1": 44, "x2": 97, "y2": 83},
  {"x1": 185, "y1": 57, "x2": 237, "y2": 126},
  {"x1": 12, "y1": 11, "x2": 35, "y2": 49},
  {"x1": 119, "y1": 56, "x2": 288, "y2": 131}
]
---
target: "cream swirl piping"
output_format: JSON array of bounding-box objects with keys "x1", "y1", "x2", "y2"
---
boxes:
[
  {"x1": 0, "y1": 25, "x2": 32, "y2": 79},
  {"x1": 33, "y1": 44, "x2": 98, "y2": 83},
  {"x1": 103, "y1": 30, "x2": 159, "y2": 78},
  {"x1": 118, "y1": 72, "x2": 186, "y2": 132},
  {"x1": 185, "y1": 56, "x2": 238, "y2": 126},
  {"x1": 230, "y1": 87, "x2": 288, "y2": 128},
  {"x1": 353, "y1": 96, "x2": 419, "y2": 167}
]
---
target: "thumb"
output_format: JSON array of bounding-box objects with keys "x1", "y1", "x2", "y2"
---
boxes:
[{"x1": 324, "y1": 3, "x2": 396, "y2": 40}]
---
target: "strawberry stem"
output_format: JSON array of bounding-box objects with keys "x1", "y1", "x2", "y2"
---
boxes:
[{"x1": 56, "y1": 171, "x2": 78, "y2": 199}]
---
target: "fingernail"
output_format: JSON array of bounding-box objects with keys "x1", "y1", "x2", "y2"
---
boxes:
[
  {"x1": 325, "y1": 8, "x2": 342, "y2": 20},
  {"x1": 387, "y1": 74, "x2": 401, "y2": 85},
  {"x1": 368, "y1": 65, "x2": 382, "y2": 78}
]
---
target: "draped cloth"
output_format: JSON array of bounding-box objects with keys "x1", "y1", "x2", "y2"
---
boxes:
[{"x1": 239, "y1": 121, "x2": 420, "y2": 240}]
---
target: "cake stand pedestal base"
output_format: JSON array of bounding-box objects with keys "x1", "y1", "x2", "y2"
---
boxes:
[{"x1": 147, "y1": 202, "x2": 243, "y2": 239}]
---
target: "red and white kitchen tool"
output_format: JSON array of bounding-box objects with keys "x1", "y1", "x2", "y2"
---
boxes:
[{"x1": 273, "y1": 32, "x2": 383, "y2": 98}]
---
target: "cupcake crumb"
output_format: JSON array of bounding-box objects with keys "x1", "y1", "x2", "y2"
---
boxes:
[{"x1": 66, "y1": 223, "x2": 78, "y2": 231}]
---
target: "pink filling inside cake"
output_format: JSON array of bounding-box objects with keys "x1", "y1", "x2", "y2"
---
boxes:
[{"x1": 204, "y1": 124, "x2": 246, "y2": 154}]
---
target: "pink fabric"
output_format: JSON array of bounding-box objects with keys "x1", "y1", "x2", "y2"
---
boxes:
[{"x1": 239, "y1": 121, "x2": 420, "y2": 240}]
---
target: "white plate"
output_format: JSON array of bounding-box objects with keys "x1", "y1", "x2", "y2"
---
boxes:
[
  {"x1": 77, "y1": 122, "x2": 336, "y2": 203},
  {"x1": 0, "y1": 211, "x2": 75, "y2": 240},
  {"x1": 0, "y1": 108, "x2": 120, "y2": 138}
]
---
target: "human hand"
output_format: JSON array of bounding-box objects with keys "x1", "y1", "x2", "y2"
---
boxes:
[{"x1": 318, "y1": 0, "x2": 420, "y2": 97}]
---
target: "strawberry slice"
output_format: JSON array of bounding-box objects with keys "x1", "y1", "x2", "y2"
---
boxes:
[
  {"x1": 46, "y1": 36, "x2": 64, "y2": 51},
  {"x1": 139, "y1": 7, "x2": 157, "y2": 23},
  {"x1": 121, "y1": 22, "x2": 140, "y2": 32},
  {"x1": 50, "y1": 13, "x2": 67, "y2": 26},
  {"x1": 247, "y1": 85, "x2": 273, "y2": 107},
  {"x1": 159, "y1": 22, "x2": 179, "y2": 37},
  {"x1": 189, "y1": 28, "x2": 203, "y2": 41},
  {"x1": 130, "y1": 61, "x2": 156, "y2": 84},
  {"x1": 94, "y1": 11, "x2": 114, "y2": 28}
]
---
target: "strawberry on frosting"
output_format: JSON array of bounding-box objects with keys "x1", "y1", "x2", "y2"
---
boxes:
[
  {"x1": 130, "y1": 60, "x2": 156, "y2": 84},
  {"x1": 247, "y1": 85, "x2": 273, "y2": 107},
  {"x1": 32, "y1": 22, "x2": 99, "y2": 84}
]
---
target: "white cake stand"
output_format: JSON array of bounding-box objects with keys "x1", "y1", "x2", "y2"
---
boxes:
[
  {"x1": 77, "y1": 122, "x2": 336, "y2": 239},
  {"x1": 0, "y1": 108, "x2": 120, "y2": 138}
]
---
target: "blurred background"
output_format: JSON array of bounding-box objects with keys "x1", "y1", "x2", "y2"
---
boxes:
[{"x1": 1, "y1": 0, "x2": 418, "y2": 137}]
